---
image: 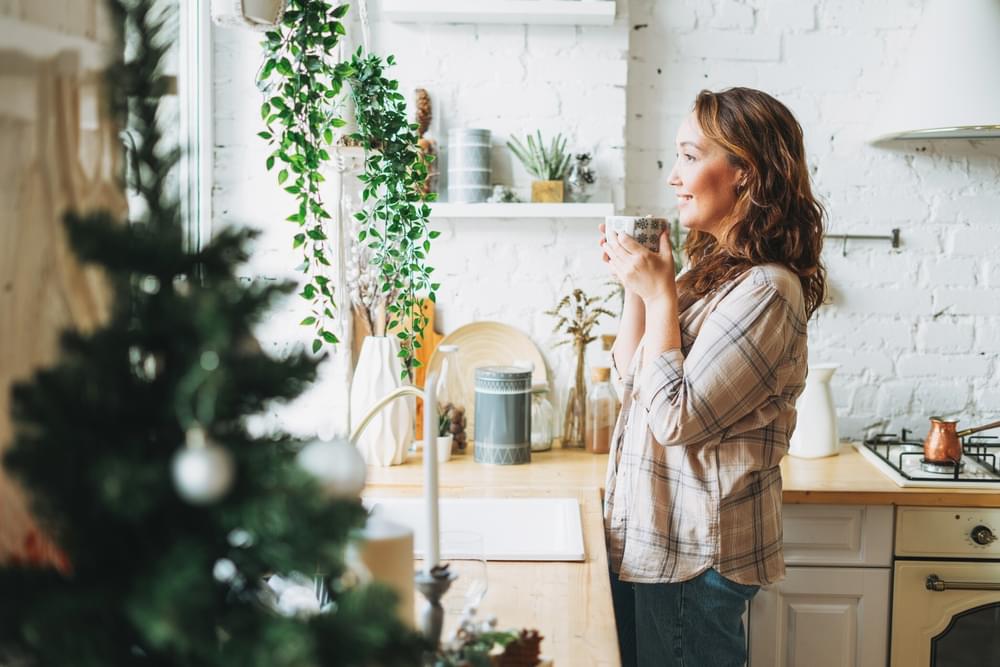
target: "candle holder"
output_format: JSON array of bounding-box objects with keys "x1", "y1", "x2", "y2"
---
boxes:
[{"x1": 415, "y1": 564, "x2": 457, "y2": 648}]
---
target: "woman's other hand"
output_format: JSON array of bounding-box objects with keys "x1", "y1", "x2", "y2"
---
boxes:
[
  {"x1": 605, "y1": 230, "x2": 676, "y2": 304},
  {"x1": 599, "y1": 222, "x2": 623, "y2": 282}
]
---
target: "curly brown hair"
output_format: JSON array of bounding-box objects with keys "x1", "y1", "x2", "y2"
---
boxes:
[{"x1": 678, "y1": 87, "x2": 827, "y2": 317}]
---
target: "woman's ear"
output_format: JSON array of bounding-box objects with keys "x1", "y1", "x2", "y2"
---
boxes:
[{"x1": 734, "y1": 169, "x2": 748, "y2": 192}]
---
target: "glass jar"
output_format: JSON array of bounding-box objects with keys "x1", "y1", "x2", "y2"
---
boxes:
[
  {"x1": 585, "y1": 367, "x2": 616, "y2": 454},
  {"x1": 435, "y1": 345, "x2": 468, "y2": 453},
  {"x1": 530, "y1": 383, "x2": 555, "y2": 452}
]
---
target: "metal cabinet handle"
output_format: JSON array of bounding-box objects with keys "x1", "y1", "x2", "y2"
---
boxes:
[{"x1": 926, "y1": 574, "x2": 1000, "y2": 592}]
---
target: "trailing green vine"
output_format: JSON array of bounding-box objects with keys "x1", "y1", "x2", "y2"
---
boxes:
[
  {"x1": 257, "y1": 0, "x2": 350, "y2": 354},
  {"x1": 348, "y1": 50, "x2": 439, "y2": 377},
  {"x1": 257, "y1": 1, "x2": 438, "y2": 375}
]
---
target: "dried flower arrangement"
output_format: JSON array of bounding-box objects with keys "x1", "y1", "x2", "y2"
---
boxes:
[{"x1": 546, "y1": 286, "x2": 615, "y2": 448}]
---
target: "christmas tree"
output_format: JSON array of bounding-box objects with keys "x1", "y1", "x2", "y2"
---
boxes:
[{"x1": 0, "y1": 1, "x2": 424, "y2": 665}]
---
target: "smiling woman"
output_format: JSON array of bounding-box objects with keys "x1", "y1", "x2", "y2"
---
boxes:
[{"x1": 600, "y1": 87, "x2": 826, "y2": 667}]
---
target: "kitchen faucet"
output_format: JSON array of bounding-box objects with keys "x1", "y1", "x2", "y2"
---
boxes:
[
  {"x1": 349, "y1": 384, "x2": 425, "y2": 447},
  {"x1": 348, "y1": 372, "x2": 455, "y2": 646}
]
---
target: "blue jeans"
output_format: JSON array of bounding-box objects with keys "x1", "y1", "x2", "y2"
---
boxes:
[{"x1": 610, "y1": 567, "x2": 759, "y2": 667}]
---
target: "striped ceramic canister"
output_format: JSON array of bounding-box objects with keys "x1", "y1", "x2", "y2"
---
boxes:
[
  {"x1": 447, "y1": 128, "x2": 491, "y2": 203},
  {"x1": 473, "y1": 366, "x2": 532, "y2": 465}
]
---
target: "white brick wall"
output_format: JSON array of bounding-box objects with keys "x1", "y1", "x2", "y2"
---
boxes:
[
  {"x1": 214, "y1": 0, "x2": 1000, "y2": 440},
  {"x1": 212, "y1": 3, "x2": 629, "y2": 437},
  {"x1": 628, "y1": 0, "x2": 1000, "y2": 437}
]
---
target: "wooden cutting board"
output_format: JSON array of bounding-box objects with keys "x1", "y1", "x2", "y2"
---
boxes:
[
  {"x1": 373, "y1": 298, "x2": 443, "y2": 434},
  {"x1": 412, "y1": 298, "x2": 444, "y2": 435}
]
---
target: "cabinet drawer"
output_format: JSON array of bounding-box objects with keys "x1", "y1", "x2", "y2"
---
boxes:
[{"x1": 783, "y1": 504, "x2": 893, "y2": 567}]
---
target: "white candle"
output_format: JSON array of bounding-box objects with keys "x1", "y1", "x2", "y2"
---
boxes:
[
  {"x1": 358, "y1": 516, "x2": 415, "y2": 627},
  {"x1": 422, "y1": 371, "x2": 441, "y2": 573}
]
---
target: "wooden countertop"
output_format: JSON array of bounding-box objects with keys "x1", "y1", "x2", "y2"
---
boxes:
[
  {"x1": 781, "y1": 444, "x2": 1000, "y2": 507},
  {"x1": 368, "y1": 443, "x2": 1000, "y2": 507},
  {"x1": 365, "y1": 442, "x2": 999, "y2": 665},
  {"x1": 365, "y1": 484, "x2": 618, "y2": 666}
]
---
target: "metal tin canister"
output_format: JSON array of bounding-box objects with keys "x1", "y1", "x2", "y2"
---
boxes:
[
  {"x1": 473, "y1": 366, "x2": 532, "y2": 465},
  {"x1": 447, "y1": 128, "x2": 492, "y2": 203}
]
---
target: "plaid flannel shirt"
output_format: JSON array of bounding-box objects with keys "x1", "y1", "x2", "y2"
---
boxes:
[{"x1": 604, "y1": 264, "x2": 808, "y2": 586}]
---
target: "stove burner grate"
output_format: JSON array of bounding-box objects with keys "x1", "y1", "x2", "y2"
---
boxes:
[{"x1": 861, "y1": 432, "x2": 1000, "y2": 483}]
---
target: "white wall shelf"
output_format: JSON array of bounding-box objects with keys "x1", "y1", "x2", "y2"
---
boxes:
[
  {"x1": 429, "y1": 202, "x2": 614, "y2": 219},
  {"x1": 381, "y1": 1, "x2": 616, "y2": 26}
]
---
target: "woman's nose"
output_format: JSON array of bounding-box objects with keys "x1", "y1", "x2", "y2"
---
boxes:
[{"x1": 667, "y1": 164, "x2": 681, "y2": 187}]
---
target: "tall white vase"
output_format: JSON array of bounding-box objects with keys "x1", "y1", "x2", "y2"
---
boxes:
[
  {"x1": 350, "y1": 336, "x2": 414, "y2": 466},
  {"x1": 789, "y1": 364, "x2": 840, "y2": 458}
]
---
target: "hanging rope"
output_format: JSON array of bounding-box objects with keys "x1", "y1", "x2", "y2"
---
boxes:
[{"x1": 358, "y1": 0, "x2": 371, "y2": 54}]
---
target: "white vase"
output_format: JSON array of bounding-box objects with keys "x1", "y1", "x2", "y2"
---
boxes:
[
  {"x1": 350, "y1": 336, "x2": 414, "y2": 466},
  {"x1": 789, "y1": 363, "x2": 840, "y2": 458}
]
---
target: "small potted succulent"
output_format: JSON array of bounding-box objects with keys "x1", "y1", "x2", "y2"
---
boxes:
[
  {"x1": 507, "y1": 131, "x2": 571, "y2": 203},
  {"x1": 435, "y1": 409, "x2": 455, "y2": 462}
]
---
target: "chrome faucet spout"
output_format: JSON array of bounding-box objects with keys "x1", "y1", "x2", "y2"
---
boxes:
[{"x1": 349, "y1": 385, "x2": 425, "y2": 446}]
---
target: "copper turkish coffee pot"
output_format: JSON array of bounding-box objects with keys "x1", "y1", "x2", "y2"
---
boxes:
[{"x1": 923, "y1": 417, "x2": 1000, "y2": 463}]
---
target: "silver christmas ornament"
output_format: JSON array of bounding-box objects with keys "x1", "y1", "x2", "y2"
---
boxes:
[
  {"x1": 213, "y1": 558, "x2": 238, "y2": 583},
  {"x1": 171, "y1": 425, "x2": 235, "y2": 504},
  {"x1": 296, "y1": 437, "x2": 367, "y2": 498}
]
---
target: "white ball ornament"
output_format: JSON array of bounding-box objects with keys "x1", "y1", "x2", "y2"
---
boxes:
[
  {"x1": 296, "y1": 437, "x2": 367, "y2": 499},
  {"x1": 172, "y1": 425, "x2": 235, "y2": 504}
]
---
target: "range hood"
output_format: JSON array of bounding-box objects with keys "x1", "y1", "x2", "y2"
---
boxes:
[{"x1": 870, "y1": 0, "x2": 1000, "y2": 142}]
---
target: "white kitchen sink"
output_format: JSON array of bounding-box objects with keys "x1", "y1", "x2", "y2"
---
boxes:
[{"x1": 362, "y1": 496, "x2": 586, "y2": 561}]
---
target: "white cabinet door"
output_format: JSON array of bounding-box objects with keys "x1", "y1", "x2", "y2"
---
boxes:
[{"x1": 749, "y1": 567, "x2": 890, "y2": 667}]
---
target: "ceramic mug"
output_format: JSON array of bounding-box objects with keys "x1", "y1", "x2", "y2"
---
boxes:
[{"x1": 605, "y1": 215, "x2": 667, "y2": 252}]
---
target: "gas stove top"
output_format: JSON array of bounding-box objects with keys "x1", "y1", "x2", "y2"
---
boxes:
[{"x1": 856, "y1": 431, "x2": 1000, "y2": 488}]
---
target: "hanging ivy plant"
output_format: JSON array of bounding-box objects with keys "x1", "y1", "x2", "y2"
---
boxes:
[
  {"x1": 348, "y1": 49, "x2": 439, "y2": 377},
  {"x1": 257, "y1": 0, "x2": 351, "y2": 354},
  {"x1": 257, "y1": 1, "x2": 438, "y2": 375}
]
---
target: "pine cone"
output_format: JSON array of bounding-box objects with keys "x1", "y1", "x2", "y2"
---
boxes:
[
  {"x1": 442, "y1": 404, "x2": 468, "y2": 451},
  {"x1": 414, "y1": 88, "x2": 432, "y2": 137},
  {"x1": 492, "y1": 630, "x2": 543, "y2": 667}
]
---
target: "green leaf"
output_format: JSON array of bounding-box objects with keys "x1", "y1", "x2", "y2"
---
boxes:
[
  {"x1": 293, "y1": 233, "x2": 306, "y2": 248},
  {"x1": 312, "y1": 338, "x2": 323, "y2": 354},
  {"x1": 333, "y1": 4, "x2": 350, "y2": 18},
  {"x1": 323, "y1": 128, "x2": 333, "y2": 145},
  {"x1": 278, "y1": 169, "x2": 289, "y2": 184},
  {"x1": 301, "y1": 316, "x2": 317, "y2": 325},
  {"x1": 320, "y1": 330, "x2": 338, "y2": 344},
  {"x1": 266, "y1": 155, "x2": 275, "y2": 170}
]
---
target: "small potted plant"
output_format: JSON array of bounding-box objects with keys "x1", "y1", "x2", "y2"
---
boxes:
[
  {"x1": 507, "y1": 131, "x2": 571, "y2": 203},
  {"x1": 436, "y1": 409, "x2": 455, "y2": 462}
]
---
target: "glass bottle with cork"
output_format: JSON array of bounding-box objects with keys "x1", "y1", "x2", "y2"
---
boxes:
[
  {"x1": 530, "y1": 382, "x2": 555, "y2": 452},
  {"x1": 586, "y1": 367, "x2": 616, "y2": 454},
  {"x1": 435, "y1": 345, "x2": 468, "y2": 453}
]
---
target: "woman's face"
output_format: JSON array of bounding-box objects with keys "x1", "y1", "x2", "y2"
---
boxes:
[{"x1": 668, "y1": 114, "x2": 744, "y2": 239}]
